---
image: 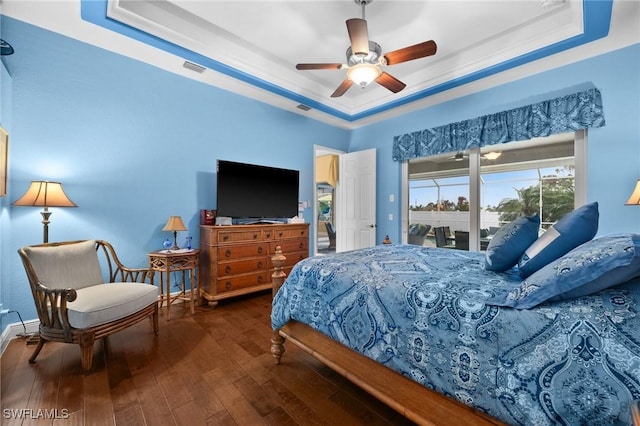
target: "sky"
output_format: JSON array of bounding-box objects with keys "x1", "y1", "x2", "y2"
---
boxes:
[{"x1": 410, "y1": 168, "x2": 574, "y2": 209}]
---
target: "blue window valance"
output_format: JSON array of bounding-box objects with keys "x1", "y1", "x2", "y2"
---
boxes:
[{"x1": 392, "y1": 88, "x2": 605, "y2": 162}]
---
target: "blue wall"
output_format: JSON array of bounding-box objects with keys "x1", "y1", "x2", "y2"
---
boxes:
[
  {"x1": 351, "y1": 43, "x2": 640, "y2": 242},
  {"x1": 1, "y1": 14, "x2": 639, "y2": 333},
  {"x1": 0, "y1": 17, "x2": 349, "y2": 328}
]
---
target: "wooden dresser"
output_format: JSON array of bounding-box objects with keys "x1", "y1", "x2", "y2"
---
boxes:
[{"x1": 199, "y1": 223, "x2": 309, "y2": 306}]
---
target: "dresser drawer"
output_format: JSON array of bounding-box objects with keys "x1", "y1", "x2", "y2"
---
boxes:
[
  {"x1": 273, "y1": 227, "x2": 309, "y2": 239},
  {"x1": 270, "y1": 251, "x2": 306, "y2": 269},
  {"x1": 217, "y1": 257, "x2": 268, "y2": 276},
  {"x1": 270, "y1": 239, "x2": 308, "y2": 254},
  {"x1": 217, "y1": 271, "x2": 269, "y2": 293},
  {"x1": 218, "y1": 230, "x2": 264, "y2": 243},
  {"x1": 217, "y1": 243, "x2": 267, "y2": 260},
  {"x1": 285, "y1": 252, "x2": 307, "y2": 268}
]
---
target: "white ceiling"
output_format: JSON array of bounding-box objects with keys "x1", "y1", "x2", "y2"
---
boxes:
[{"x1": 3, "y1": 1, "x2": 639, "y2": 129}]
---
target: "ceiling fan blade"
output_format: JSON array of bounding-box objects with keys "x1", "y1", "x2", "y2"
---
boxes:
[
  {"x1": 346, "y1": 18, "x2": 369, "y2": 56},
  {"x1": 375, "y1": 72, "x2": 406, "y2": 93},
  {"x1": 331, "y1": 79, "x2": 354, "y2": 98},
  {"x1": 383, "y1": 40, "x2": 437, "y2": 65},
  {"x1": 296, "y1": 63, "x2": 343, "y2": 70}
]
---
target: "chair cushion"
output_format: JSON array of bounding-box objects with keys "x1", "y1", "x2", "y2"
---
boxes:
[
  {"x1": 67, "y1": 282, "x2": 158, "y2": 328},
  {"x1": 518, "y1": 202, "x2": 599, "y2": 277},
  {"x1": 23, "y1": 240, "x2": 103, "y2": 290},
  {"x1": 484, "y1": 214, "x2": 540, "y2": 272}
]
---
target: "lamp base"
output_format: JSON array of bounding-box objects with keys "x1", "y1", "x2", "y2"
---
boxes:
[{"x1": 172, "y1": 231, "x2": 179, "y2": 250}]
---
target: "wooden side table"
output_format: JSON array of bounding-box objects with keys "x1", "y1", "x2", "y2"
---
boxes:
[{"x1": 148, "y1": 249, "x2": 200, "y2": 320}]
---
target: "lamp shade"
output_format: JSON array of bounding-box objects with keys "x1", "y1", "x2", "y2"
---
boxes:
[
  {"x1": 163, "y1": 216, "x2": 187, "y2": 232},
  {"x1": 13, "y1": 181, "x2": 77, "y2": 207},
  {"x1": 626, "y1": 179, "x2": 640, "y2": 205},
  {"x1": 347, "y1": 63, "x2": 381, "y2": 88}
]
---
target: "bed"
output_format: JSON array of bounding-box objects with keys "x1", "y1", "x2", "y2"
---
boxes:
[{"x1": 270, "y1": 239, "x2": 640, "y2": 425}]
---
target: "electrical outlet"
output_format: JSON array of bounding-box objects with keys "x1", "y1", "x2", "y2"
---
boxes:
[{"x1": 0, "y1": 303, "x2": 8, "y2": 317}]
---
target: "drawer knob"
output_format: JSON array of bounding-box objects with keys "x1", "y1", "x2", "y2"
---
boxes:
[
  {"x1": 257, "y1": 276, "x2": 263, "y2": 283},
  {"x1": 299, "y1": 242, "x2": 304, "y2": 249},
  {"x1": 225, "y1": 249, "x2": 232, "y2": 257},
  {"x1": 258, "y1": 247, "x2": 263, "y2": 254},
  {"x1": 225, "y1": 265, "x2": 231, "y2": 273},
  {"x1": 223, "y1": 236, "x2": 229, "y2": 241},
  {"x1": 225, "y1": 281, "x2": 232, "y2": 289},
  {"x1": 253, "y1": 234, "x2": 258, "y2": 239},
  {"x1": 257, "y1": 261, "x2": 263, "y2": 268}
]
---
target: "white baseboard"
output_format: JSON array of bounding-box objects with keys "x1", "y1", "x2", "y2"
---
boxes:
[{"x1": 1, "y1": 319, "x2": 40, "y2": 356}]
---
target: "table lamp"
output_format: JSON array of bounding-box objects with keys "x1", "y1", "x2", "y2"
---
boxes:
[
  {"x1": 625, "y1": 179, "x2": 640, "y2": 205},
  {"x1": 13, "y1": 181, "x2": 77, "y2": 243},
  {"x1": 163, "y1": 216, "x2": 187, "y2": 250}
]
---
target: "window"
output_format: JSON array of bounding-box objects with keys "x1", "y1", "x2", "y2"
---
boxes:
[{"x1": 406, "y1": 131, "x2": 583, "y2": 250}]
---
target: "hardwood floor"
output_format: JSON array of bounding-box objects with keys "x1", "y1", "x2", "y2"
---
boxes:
[{"x1": 1, "y1": 292, "x2": 416, "y2": 425}]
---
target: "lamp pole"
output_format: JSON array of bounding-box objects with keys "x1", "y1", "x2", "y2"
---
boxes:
[{"x1": 40, "y1": 207, "x2": 51, "y2": 243}]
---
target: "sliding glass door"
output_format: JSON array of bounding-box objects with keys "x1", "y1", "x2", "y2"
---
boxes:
[{"x1": 407, "y1": 132, "x2": 582, "y2": 250}]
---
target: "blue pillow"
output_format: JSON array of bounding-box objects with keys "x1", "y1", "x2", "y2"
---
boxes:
[
  {"x1": 485, "y1": 214, "x2": 540, "y2": 272},
  {"x1": 487, "y1": 234, "x2": 640, "y2": 309},
  {"x1": 518, "y1": 202, "x2": 599, "y2": 278}
]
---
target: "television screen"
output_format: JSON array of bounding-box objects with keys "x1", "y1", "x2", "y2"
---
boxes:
[{"x1": 216, "y1": 160, "x2": 299, "y2": 220}]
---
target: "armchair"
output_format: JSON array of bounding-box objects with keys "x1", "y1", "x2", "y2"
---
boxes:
[{"x1": 18, "y1": 240, "x2": 159, "y2": 372}]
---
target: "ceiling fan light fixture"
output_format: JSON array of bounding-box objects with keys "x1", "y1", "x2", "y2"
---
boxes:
[{"x1": 347, "y1": 63, "x2": 381, "y2": 88}]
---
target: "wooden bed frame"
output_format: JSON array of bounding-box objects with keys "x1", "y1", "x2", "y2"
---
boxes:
[{"x1": 269, "y1": 247, "x2": 506, "y2": 426}]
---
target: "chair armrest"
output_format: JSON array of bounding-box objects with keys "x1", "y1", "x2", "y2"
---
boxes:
[
  {"x1": 32, "y1": 281, "x2": 77, "y2": 340},
  {"x1": 96, "y1": 240, "x2": 153, "y2": 284},
  {"x1": 112, "y1": 265, "x2": 153, "y2": 283}
]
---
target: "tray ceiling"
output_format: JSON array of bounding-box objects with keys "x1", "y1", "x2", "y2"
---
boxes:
[{"x1": 3, "y1": 0, "x2": 639, "y2": 128}]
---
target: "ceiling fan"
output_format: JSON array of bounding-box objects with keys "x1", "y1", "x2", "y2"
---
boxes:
[{"x1": 295, "y1": 0, "x2": 437, "y2": 98}]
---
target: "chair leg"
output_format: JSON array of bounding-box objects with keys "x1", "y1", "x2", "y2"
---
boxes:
[
  {"x1": 152, "y1": 306, "x2": 159, "y2": 335},
  {"x1": 28, "y1": 338, "x2": 45, "y2": 364},
  {"x1": 102, "y1": 336, "x2": 111, "y2": 356},
  {"x1": 79, "y1": 332, "x2": 96, "y2": 372}
]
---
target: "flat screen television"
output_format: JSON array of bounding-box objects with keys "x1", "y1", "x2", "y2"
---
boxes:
[{"x1": 216, "y1": 160, "x2": 299, "y2": 220}]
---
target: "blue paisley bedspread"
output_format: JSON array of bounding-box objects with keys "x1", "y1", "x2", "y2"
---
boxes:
[{"x1": 271, "y1": 244, "x2": 640, "y2": 425}]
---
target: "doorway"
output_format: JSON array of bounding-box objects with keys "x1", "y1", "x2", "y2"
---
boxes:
[{"x1": 314, "y1": 145, "x2": 344, "y2": 255}]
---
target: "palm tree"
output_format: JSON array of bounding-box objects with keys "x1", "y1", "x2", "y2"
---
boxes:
[
  {"x1": 496, "y1": 174, "x2": 574, "y2": 226},
  {"x1": 496, "y1": 186, "x2": 539, "y2": 222}
]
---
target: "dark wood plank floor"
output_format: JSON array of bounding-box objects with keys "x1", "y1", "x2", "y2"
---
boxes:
[{"x1": 1, "y1": 292, "x2": 416, "y2": 425}]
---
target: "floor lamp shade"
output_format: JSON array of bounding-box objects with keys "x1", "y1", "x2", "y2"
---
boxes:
[
  {"x1": 13, "y1": 181, "x2": 77, "y2": 243},
  {"x1": 626, "y1": 180, "x2": 640, "y2": 205}
]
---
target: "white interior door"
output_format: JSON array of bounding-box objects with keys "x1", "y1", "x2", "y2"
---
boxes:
[{"x1": 336, "y1": 148, "x2": 377, "y2": 252}]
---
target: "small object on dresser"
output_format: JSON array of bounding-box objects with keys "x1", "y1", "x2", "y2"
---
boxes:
[
  {"x1": 383, "y1": 235, "x2": 392, "y2": 244},
  {"x1": 162, "y1": 239, "x2": 172, "y2": 249},
  {"x1": 200, "y1": 209, "x2": 216, "y2": 225},
  {"x1": 215, "y1": 216, "x2": 233, "y2": 226},
  {"x1": 185, "y1": 236, "x2": 192, "y2": 250}
]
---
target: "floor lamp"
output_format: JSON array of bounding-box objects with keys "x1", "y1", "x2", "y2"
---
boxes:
[{"x1": 13, "y1": 181, "x2": 77, "y2": 243}]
